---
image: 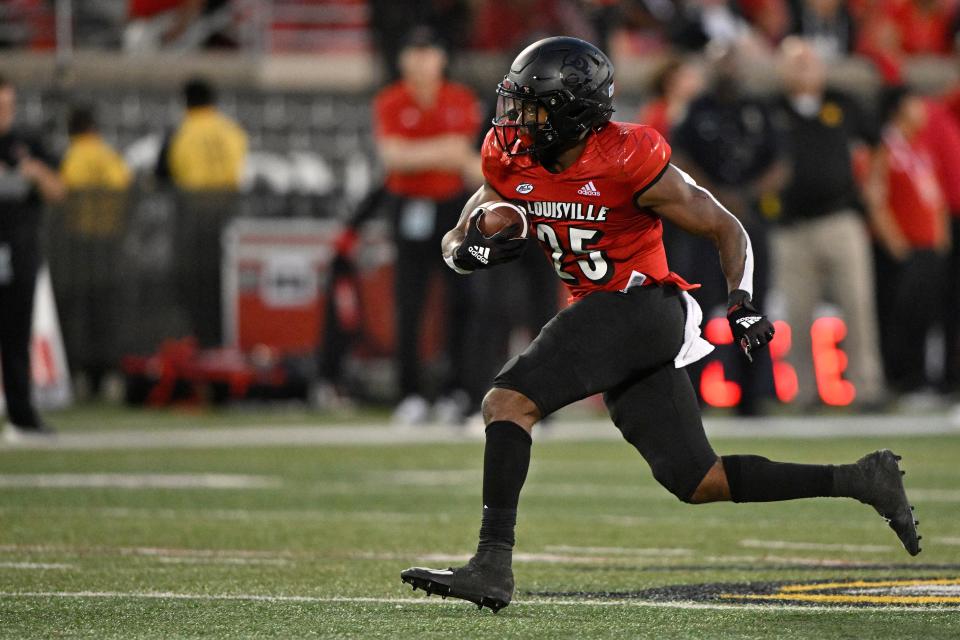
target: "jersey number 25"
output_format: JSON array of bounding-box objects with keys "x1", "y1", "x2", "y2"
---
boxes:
[{"x1": 536, "y1": 224, "x2": 613, "y2": 285}]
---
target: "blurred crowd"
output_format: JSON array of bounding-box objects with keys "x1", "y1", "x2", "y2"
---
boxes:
[
  {"x1": 4, "y1": 1, "x2": 960, "y2": 437},
  {"x1": 3, "y1": 1, "x2": 960, "y2": 67}
]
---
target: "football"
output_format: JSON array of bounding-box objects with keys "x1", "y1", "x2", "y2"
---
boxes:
[{"x1": 476, "y1": 201, "x2": 528, "y2": 239}]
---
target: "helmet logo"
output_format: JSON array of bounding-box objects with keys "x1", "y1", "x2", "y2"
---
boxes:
[
  {"x1": 608, "y1": 82, "x2": 615, "y2": 98},
  {"x1": 561, "y1": 53, "x2": 591, "y2": 87},
  {"x1": 516, "y1": 183, "x2": 534, "y2": 194}
]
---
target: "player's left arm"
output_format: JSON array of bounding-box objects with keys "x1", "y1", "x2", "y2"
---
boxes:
[{"x1": 635, "y1": 164, "x2": 774, "y2": 360}]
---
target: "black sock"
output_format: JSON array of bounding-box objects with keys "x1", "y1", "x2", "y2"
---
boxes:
[
  {"x1": 722, "y1": 455, "x2": 834, "y2": 503},
  {"x1": 477, "y1": 421, "x2": 531, "y2": 553},
  {"x1": 832, "y1": 462, "x2": 870, "y2": 501}
]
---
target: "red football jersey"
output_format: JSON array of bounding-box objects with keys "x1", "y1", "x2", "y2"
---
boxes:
[{"x1": 481, "y1": 121, "x2": 696, "y2": 300}]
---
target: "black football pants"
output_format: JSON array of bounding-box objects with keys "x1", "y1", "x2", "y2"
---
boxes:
[
  {"x1": 494, "y1": 285, "x2": 718, "y2": 501},
  {"x1": 0, "y1": 220, "x2": 40, "y2": 426},
  {"x1": 392, "y1": 193, "x2": 470, "y2": 399}
]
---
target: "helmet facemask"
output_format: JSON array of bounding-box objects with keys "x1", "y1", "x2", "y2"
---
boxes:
[
  {"x1": 492, "y1": 78, "x2": 613, "y2": 162},
  {"x1": 493, "y1": 81, "x2": 558, "y2": 158}
]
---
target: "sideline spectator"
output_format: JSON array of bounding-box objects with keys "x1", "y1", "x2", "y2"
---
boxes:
[
  {"x1": 373, "y1": 26, "x2": 481, "y2": 425},
  {"x1": 739, "y1": 0, "x2": 792, "y2": 46},
  {"x1": 165, "y1": 77, "x2": 247, "y2": 190},
  {"x1": 856, "y1": 0, "x2": 959, "y2": 83},
  {"x1": 635, "y1": 56, "x2": 705, "y2": 139},
  {"x1": 58, "y1": 106, "x2": 132, "y2": 399},
  {"x1": 162, "y1": 77, "x2": 247, "y2": 347},
  {"x1": 368, "y1": 0, "x2": 471, "y2": 82},
  {"x1": 771, "y1": 38, "x2": 885, "y2": 410},
  {"x1": 919, "y1": 98, "x2": 960, "y2": 390},
  {"x1": 61, "y1": 106, "x2": 132, "y2": 191},
  {"x1": 0, "y1": 74, "x2": 65, "y2": 441},
  {"x1": 866, "y1": 85, "x2": 949, "y2": 396},
  {"x1": 471, "y1": 0, "x2": 594, "y2": 53},
  {"x1": 788, "y1": 0, "x2": 856, "y2": 59},
  {"x1": 671, "y1": 42, "x2": 787, "y2": 415},
  {"x1": 668, "y1": 0, "x2": 765, "y2": 52}
]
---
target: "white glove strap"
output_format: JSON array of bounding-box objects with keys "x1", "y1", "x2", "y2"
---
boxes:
[{"x1": 444, "y1": 252, "x2": 472, "y2": 275}]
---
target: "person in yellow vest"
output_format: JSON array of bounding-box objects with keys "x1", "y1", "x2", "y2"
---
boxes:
[
  {"x1": 61, "y1": 106, "x2": 132, "y2": 191},
  {"x1": 167, "y1": 77, "x2": 247, "y2": 190},
  {"x1": 58, "y1": 106, "x2": 132, "y2": 400}
]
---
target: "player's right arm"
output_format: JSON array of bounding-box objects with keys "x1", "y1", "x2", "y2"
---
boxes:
[{"x1": 441, "y1": 181, "x2": 525, "y2": 273}]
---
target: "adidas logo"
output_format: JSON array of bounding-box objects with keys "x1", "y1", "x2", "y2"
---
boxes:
[
  {"x1": 577, "y1": 181, "x2": 600, "y2": 197},
  {"x1": 468, "y1": 245, "x2": 490, "y2": 264},
  {"x1": 735, "y1": 316, "x2": 762, "y2": 329}
]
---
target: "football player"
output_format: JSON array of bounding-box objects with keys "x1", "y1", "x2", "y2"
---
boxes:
[{"x1": 401, "y1": 37, "x2": 920, "y2": 613}]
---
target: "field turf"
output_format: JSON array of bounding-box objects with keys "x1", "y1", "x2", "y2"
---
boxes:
[{"x1": 2, "y1": 406, "x2": 959, "y2": 638}]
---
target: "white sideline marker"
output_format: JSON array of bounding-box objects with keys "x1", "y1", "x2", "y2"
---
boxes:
[
  {"x1": 740, "y1": 539, "x2": 895, "y2": 553},
  {"x1": 0, "y1": 474, "x2": 282, "y2": 489},
  {"x1": 0, "y1": 562, "x2": 72, "y2": 570}
]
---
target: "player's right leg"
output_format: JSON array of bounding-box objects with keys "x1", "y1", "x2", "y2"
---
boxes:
[{"x1": 605, "y1": 365, "x2": 920, "y2": 555}]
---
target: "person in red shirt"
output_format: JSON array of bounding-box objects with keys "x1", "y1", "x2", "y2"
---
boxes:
[
  {"x1": 855, "y1": 0, "x2": 959, "y2": 82},
  {"x1": 372, "y1": 26, "x2": 481, "y2": 425},
  {"x1": 866, "y1": 85, "x2": 949, "y2": 394},
  {"x1": 918, "y1": 97, "x2": 960, "y2": 389},
  {"x1": 400, "y1": 37, "x2": 921, "y2": 613}
]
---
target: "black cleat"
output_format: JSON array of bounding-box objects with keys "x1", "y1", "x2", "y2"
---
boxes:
[
  {"x1": 840, "y1": 450, "x2": 921, "y2": 556},
  {"x1": 400, "y1": 550, "x2": 513, "y2": 613}
]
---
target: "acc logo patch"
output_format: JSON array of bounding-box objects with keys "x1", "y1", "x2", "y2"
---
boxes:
[{"x1": 516, "y1": 183, "x2": 534, "y2": 194}]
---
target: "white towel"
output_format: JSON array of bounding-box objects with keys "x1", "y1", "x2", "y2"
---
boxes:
[{"x1": 622, "y1": 270, "x2": 715, "y2": 368}]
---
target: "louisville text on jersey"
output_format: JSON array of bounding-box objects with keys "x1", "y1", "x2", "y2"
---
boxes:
[{"x1": 525, "y1": 201, "x2": 610, "y2": 222}]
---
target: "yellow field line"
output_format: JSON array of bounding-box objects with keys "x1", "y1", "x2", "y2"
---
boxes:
[
  {"x1": 722, "y1": 593, "x2": 960, "y2": 605},
  {"x1": 779, "y1": 579, "x2": 960, "y2": 592}
]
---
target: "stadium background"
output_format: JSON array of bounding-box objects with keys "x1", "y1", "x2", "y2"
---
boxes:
[
  {"x1": 2, "y1": 2, "x2": 960, "y2": 638},
  {"x1": 4, "y1": 0, "x2": 960, "y2": 416}
]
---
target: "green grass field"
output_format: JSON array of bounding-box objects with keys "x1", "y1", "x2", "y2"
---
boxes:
[{"x1": 2, "y1": 407, "x2": 960, "y2": 638}]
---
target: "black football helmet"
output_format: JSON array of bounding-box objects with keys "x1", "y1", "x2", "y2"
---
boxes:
[{"x1": 493, "y1": 36, "x2": 615, "y2": 160}]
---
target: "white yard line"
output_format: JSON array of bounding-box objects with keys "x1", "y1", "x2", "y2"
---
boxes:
[
  {"x1": 740, "y1": 539, "x2": 895, "y2": 553},
  {"x1": 907, "y1": 489, "x2": 960, "y2": 502},
  {"x1": 1, "y1": 414, "x2": 957, "y2": 451},
  {"x1": 0, "y1": 544, "x2": 293, "y2": 560},
  {"x1": 0, "y1": 590, "x2": 954, "y2": 612},
  {"x1": 701, "y1": 554, "x2": 886, "y2": 567},
  {"x1": 0, "y1": 474, "x2": 281, "y2": 489},
  {"x1": 154, "y1": 557, "x2": 290, "y2": 567},
  {"x1": 0, "y1": 505, "x2": 429, "y2": 523},
  {"x1": 368, "y1": 470, "x2": 481, "y2": 486},
  {"x1": 0, "y1": 562, "x2": 72, "y2": 570},
  {"x1": 544, "y1": 545, "x2": 693, "y2": 557}
]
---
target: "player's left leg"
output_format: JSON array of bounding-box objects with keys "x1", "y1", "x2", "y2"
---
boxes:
[
  {"x1": 399, "y1": 389, "x2": 538, "y2": 612},
  {"x1": 606, "y1": 365, "x2": 921, "y2": 554},
  {"x1": 401, "y1": 286, "x2": 686, "y2": 610}
]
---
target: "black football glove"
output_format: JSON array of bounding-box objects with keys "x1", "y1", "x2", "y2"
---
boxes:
[
  {"x1": 451, "y1": 208, "x2": 527, "y2": 272},
  {"x1": 727, "y1": 289, "x2": 775, "y2": 363}
]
